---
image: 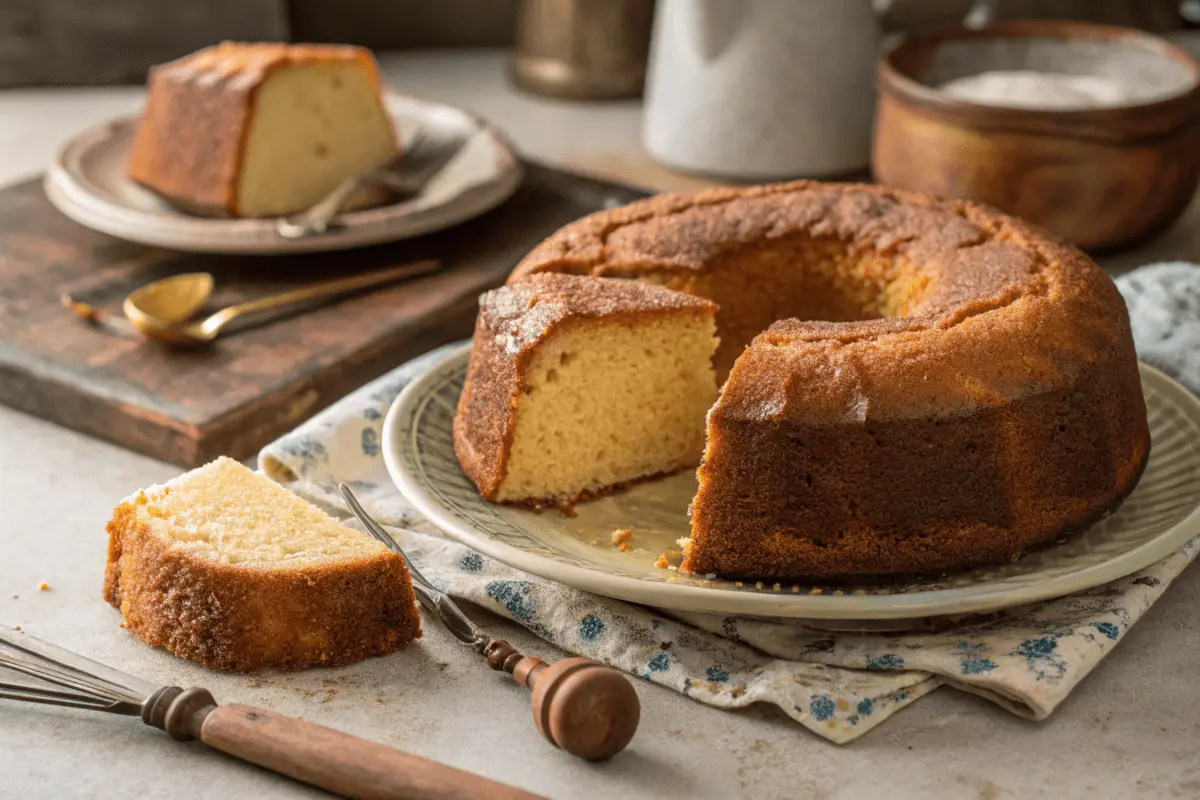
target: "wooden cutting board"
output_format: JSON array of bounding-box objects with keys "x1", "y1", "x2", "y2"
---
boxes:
[{"x1": 0, "y1": 163, "x2": 649, "y2": 466}]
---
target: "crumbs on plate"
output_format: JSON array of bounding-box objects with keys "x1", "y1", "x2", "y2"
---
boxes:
[{"x1": 654, "y1": 547, "x2": 685, "y2": 570}]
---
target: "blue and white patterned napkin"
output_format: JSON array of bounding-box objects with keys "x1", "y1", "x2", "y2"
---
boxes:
[{"x1": 260, "y1": 262, "x2": 1200, "y2": 744}]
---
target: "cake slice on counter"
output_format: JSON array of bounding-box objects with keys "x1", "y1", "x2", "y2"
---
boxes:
[
  {"x1": 103, "y1": 457, "x2": 420, "y2": 671},
  {"x1": 128, "y1": 42, "x2": 399, "y2": 218},
  {"x1": 453, "y1": 273, "x2": 719, "y2": 509}
]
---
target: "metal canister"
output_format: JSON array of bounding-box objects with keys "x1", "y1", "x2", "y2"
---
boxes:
[{"x1": 510, "y1": 0, "x2": 655, "y2": 99}]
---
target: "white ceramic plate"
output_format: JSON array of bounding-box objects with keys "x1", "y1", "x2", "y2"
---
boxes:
[
  {"x1": 384, "y1": 344, "x2": 1200, "y2": 620},
  {"x1": 43, "y1": 94, "x2": 523, "y2": 255}
]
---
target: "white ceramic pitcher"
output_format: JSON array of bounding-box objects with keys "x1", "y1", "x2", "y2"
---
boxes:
[{"x1": 642, "y1": 0, "x2": 990, "y2": 180}]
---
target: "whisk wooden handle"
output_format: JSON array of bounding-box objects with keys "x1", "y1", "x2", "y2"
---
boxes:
[
  {"x1": 154, "y1": 689, "x2": 544, "y2": 800},
  {"x1": 483, "y1": 641, "x2": 640, "y2": 762}
]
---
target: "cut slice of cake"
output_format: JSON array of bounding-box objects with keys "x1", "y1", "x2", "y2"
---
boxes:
[
  {"x1": 103, "y1": 457, "x2": 420, "y2": 671},
  {"x1": 453, "y1": 273, "x2": 720, "y2": 508},
  {"x1": 128, "y1": 42, "x2": 399, "y2": 218}
]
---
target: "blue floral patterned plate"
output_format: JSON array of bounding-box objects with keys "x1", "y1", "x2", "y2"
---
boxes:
[{"x1": 383, "y1": 344, "x2": 1200, "y2": 620}]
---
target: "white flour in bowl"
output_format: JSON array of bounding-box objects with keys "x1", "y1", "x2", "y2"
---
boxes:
[{"x1": 940, "y1": 70, "x2": 1145, "y2": 109}]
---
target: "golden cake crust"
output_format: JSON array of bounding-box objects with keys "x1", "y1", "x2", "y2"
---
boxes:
[
  {"x1": 103, "y1": 493, "x2": 421, "y2": 672},
  {"x1": 507, "y1": 181, "x2": 1150, "y2": 581},
  {"x1": 454, "y1": 273, "x2": 718, "y2": 502},
  {"x1": 127, "y1": 42, "x2": 392, "y2": 217}
]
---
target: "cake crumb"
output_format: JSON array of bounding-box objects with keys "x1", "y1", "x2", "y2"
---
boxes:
[
  {"x1": 618, "y1": 542, "x2": 631, "y2": 553},
  {"x1": 833, "y1": 589, "x2": 844, "y2": 596},
  {"x1": 38, "y1": 582, "x2": 50, "y2": 592},
  {"x1": 654, "y1": 555, "x2": 670, "y2": 569},
  {"x1": 851, "y1": 588, "x2": 867, "y2": 596},
  {"x1": 610, "y1": 528, "x2": 632, "y2": 545},
  {"x1": 772, "y1": 583, "x2": 781, "y2": 592},
  {"x1": 810, "y1": 587, "x2": 823, "y2": 595},
  {"x1": 13, "y1": 625, "x2": 20, "y2": 631},
  {"x1": 755, "y1": 581, "x2": 764, "y2": 590},
  {"x1": 735, "y1": 581, "x2": 744, "y2": 587},
  {"x1": 792, "y1": 585, "x2": 800, "y2": 593}
]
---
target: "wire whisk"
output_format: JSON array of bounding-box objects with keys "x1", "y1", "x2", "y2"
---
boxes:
[
  {"x1": 0, "y1": 625, "x2": 543, "y2": 799},
  {"x1": 0, "y1": 629, "x2": 146, "y2": 715}
]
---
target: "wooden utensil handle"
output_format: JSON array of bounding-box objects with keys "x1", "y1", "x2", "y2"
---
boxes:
[
  {"x1": 198, "y1": 703, "x2": 545, "y2": 800},
  {"x1": 483, "y1": 641, "x2": 640, "y2": 762}
]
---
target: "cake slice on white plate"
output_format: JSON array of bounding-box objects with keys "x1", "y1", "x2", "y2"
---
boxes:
[{"x1": 128, "y1": 42, "x2": 399, "y2": 218}]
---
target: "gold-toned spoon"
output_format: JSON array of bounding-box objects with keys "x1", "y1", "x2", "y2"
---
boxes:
[{"x1": 123, "y1": 259, "x2": 440, "y2": 345}]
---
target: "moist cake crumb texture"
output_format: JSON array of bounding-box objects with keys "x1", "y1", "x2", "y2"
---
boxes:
[{"x1": 454, "y1": 273, "x2": 719, "y2": 508}]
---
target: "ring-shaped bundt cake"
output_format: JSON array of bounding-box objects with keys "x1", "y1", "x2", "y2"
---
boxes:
[{"x1": 463, "y1": 181, "x2": 1148, "y2": 582}]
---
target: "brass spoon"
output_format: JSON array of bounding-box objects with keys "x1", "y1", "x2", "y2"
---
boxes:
[{"x1": 123, "y1": 259, "x2": 440, "y2": 345}]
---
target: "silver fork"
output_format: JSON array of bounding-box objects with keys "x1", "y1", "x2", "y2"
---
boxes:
[
  {"x1": 338, "y1": 484, "x2": 642, "y2": 762},
  {"x1": 339, "y1": 484, "x2": 484, "y2": 649},
  {"x1": 276, "y1": 126, "x2": 467, "y2": 239}
]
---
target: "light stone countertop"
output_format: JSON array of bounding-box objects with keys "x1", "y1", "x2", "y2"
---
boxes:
[{"x1": 1, "y1": 50, "x2": 1198, "y2": 800}]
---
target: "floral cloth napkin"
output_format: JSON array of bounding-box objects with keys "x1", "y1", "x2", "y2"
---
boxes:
[{"x1": 259, "y1": 262, "x2": 1199, "y2": 744}]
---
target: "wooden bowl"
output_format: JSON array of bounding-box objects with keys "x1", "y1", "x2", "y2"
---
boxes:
[{"x1": 873, "y1": 20, "x2": 1200, "y2": 251}]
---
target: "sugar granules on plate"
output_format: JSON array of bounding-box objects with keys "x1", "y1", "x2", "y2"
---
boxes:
[{"x1": 940, "y1": 70, "x2": 1146, "y2": 110}]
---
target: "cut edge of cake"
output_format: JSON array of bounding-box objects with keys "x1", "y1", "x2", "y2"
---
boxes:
[{"x1": 453, "y1": 274, "x2": 721, "y2": 510}]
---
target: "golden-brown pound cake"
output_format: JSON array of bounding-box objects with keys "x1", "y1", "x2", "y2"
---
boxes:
[
  {"x1": 128, "y1": 42, "x2": 398, "y2": 217},
  {"x1": 509, "y1": 181, "x2": 1150, "y2": 582},
  {"x1": 103, "y1": 457, "x2": 420, "y2": 671}
]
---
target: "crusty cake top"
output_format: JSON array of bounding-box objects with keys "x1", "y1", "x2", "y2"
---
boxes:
[
  {"x1": 154, "y1": 41, "x2": 381, "y2": 87},
  {"x1": 479, "y1": 272, "x2": 718, "y2": 356},
  {"x1": 506, "y1": 181, "x2": 1132, "y2": 423}
]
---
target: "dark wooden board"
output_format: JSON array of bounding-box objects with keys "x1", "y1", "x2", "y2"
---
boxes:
[
  {"x1": 0, "y1": 163, "x2": 649, "y2": 466},
  {"x1": 0, "y1": 0, "x2": 288, "y2": 87}
]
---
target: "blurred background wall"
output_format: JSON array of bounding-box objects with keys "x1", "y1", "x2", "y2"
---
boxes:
[{"x1": 0, "y1": 0, "x2": 1190, "y2": 88}]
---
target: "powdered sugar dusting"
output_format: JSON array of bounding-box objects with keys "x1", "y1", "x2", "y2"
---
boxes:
[{"x1": 941, "y1": 70, "x2": 1149, "y2": 110}]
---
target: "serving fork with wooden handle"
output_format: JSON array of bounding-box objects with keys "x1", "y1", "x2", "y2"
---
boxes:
[
  {"x1": 340, "y1": 485, "x2": 641, "y2": 763},
  {"x1": 0, "y1": 628, "x2": 544, "y2": 800}
]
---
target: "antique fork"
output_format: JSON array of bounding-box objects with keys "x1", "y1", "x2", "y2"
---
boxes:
[
  {"x1": 0, "y1": 626, "x2": 542, "y2": 799},
  {"x1": 339, "y1": 485, "x2": 640, "y2": 762},
  {"x1": 277, "y1": 127, "x2": 467, "y2": 239}
]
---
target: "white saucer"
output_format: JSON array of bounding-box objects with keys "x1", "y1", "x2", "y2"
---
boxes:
[
  {"x1": 383, "y1": 344, "x2": 1200, "y2": 621},
  {"x1": 43, "y1": 94, "x2": 523, "y2": 255}
]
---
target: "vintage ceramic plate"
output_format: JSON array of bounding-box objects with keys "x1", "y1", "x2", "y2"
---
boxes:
[
  {"x1": 384, "y1": 345, "x2": 1200, "y2": 621},
  {"x1": 43, "y1": 94, "x2": 522, "y2": 254}
]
